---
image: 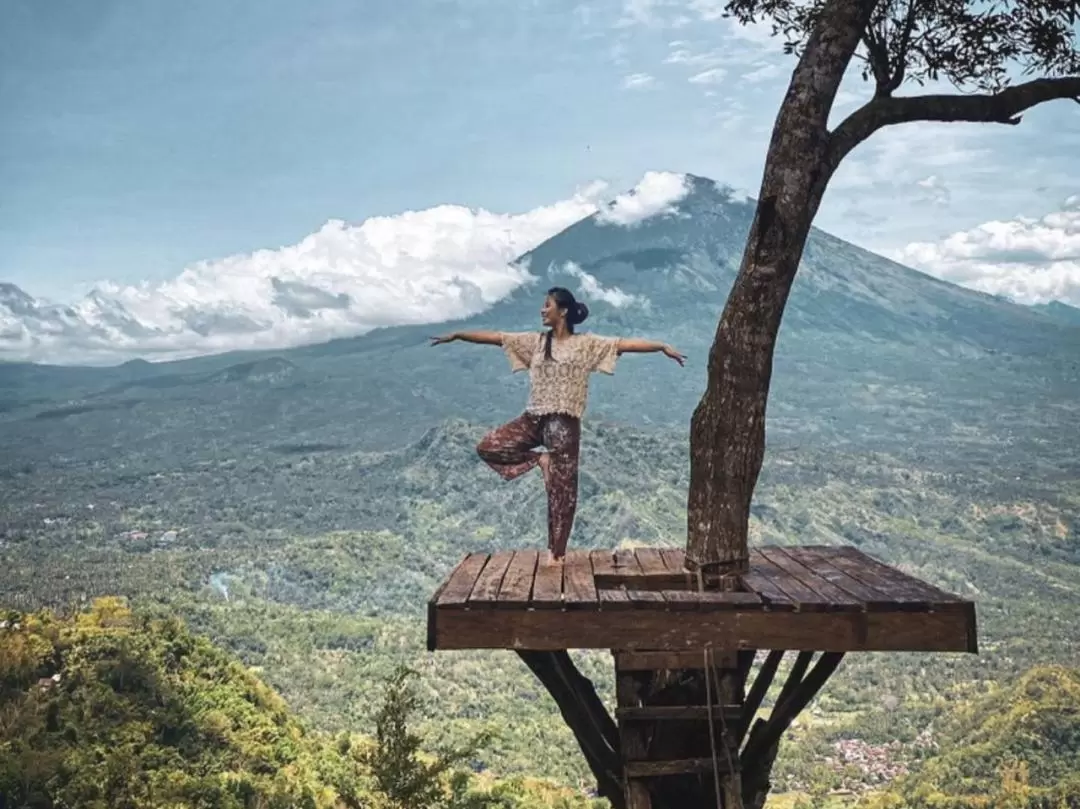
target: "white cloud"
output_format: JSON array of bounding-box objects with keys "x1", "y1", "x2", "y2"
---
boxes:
[
  {"x1": 891, "y1": 202, "x2": 1080, "y2": 306},
  {"x1": 688, "y1": 67, "x2": 726, "y2": 85},
  {"x1": 622, "y1": 72, "x2": 657, "y2": 89},
  {"x1": 616, "y1": 0, "x2": 671, "y2": 27},
  {"x1": 595, "y1": 170, "x2": 691, "y2": 226},
  {"x1": 915, "y1": 175, "x2": 951, "y2": 206},
  {"x1": 557, "y1": 261, "x2": 651, "y2": 309},
  {"x1": 0, "y1": 173, "x2": 691, "y2": 365},
  {"x1": 742, "y1": 63, "x2": 780, "y2": 83},
  {"x1": 664, "y1": 47, "x2": 725, "y2": 68}
]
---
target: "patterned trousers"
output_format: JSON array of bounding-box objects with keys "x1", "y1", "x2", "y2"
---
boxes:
[{"x1": 476, "y1": 412, "x2": 582, "y2": 559}]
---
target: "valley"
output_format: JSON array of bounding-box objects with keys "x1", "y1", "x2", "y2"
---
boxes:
[{"x1": 1, "y1": 177, "x2": 1078, "y2": 801}]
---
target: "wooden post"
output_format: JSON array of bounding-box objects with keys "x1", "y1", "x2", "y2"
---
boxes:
[{"x1": 612, "y1": 649, "x2": 745, "y2": 809}]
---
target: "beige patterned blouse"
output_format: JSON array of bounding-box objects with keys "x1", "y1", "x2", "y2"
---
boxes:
[{"x1": 501, "y1": 331, "x2": 620, "y2": 419}]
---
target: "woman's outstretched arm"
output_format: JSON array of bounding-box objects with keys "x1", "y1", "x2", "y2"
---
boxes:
[
  {"x1": 616, "y1": 338, "x2": 686, "y2": 365},
  {"x1": 429, "y1": 330, "x2": 504, "y2": 346}
]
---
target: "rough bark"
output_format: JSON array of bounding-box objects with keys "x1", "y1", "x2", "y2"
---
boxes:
[{"x1": 686, "y1": 0, "x2": 878, "y2": 572}]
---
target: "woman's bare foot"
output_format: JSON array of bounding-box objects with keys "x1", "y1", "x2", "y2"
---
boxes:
[
  {"x1": 546, "y1": 550, "x2": 564, "y2": 566},
  {"x1": 536, "y1": 452, "x2": 552, "y2": 489}
]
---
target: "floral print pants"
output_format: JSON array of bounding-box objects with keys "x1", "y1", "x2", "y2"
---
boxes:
[{"x1": 476, "y1": 412, "x2": 581, "y2": 559}]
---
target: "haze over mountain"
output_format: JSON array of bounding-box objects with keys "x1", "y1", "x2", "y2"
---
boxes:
[
  {"x1": 2, "y1": 175, "x2": 1077, "y2": 469},
  {"x1": 2, "y1": 172, "x2": 1078, "y2": 367}
]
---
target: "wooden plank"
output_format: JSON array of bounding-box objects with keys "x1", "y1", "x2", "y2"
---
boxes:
[
  {"x1": 758, "y1": 547, "x2": 863, "y2": 611},
  {"x1": 592, "y1": 550, "x2": 632, "y2": 610},
  {"x1": 616, "y1": 550, "x2": 666, "y2": 607},
  {"x1": 496, "y1": 550, "x2": 538, "y2": 608},
  {"x1": 751, "y1": 551, "x2": 838, "y2": 611},
  {"x1": 436, "y1": 553, "x2": 489, "y2": 609},
  {"x1": 617, "y1": 705, "x2": 742, "y2": 723},
  {"x1": 426, "y1": 578, "x2": 449, "y2": 652},
  {"x1": 615, "y1": 650, "x2": 738, "y2": 670},
  {"x1": 591, "y1": 549, "x2": 623, "y2": 577},
  {"x1": 811, "y1": 547, "x2": 936, "y2": 610},
  {"x1": 531, "y1": 557, "x2": 565, "y2": 608},
  {"x1": 739, "y1": 552, "x2": 797, "y2": 609},
  {"x1": 659, "y1": 547, "x2": 686, "y2": 573},
  {"x1": 595, "y1": 573, "x2": 689, "y2": 590},
  {"x1": 661, "y1": 590, "x2": 765, "y2": 611},
  {"x1": 635, "y1": 548, "x2": 670, "y2": 576},
  {"x1": 432, "y1": 606, "x2": 976, "y2": 653},
  {"x1": 785, "y1": 546, "x2": 898, "y2": 609},
  {"x1": 834, "y1": 546, "x2": 969, "y2": 608},
  {"x1": 468, "y1": 551, "x2": 515, "y2": 607},
  {"x1": 625, "y1": 759, "x2": 732, "y2": 777},
  {"x1": 562, "y1": 550, "x2": 599, "y2": 608}
]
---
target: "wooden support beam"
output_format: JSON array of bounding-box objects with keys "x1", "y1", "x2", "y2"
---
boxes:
[
  {"x1": 515, "y1": 651, "x2": 624, "y2": 807},
  {"x1": 738, "y1": 650, "x2": 783, "y2": 745},
  {"x1": 740, "y1": 652, "x2": 846, "y2": 809},
  {"x1": 745, "y1": 652, "x2": 845, "y2": 762}
]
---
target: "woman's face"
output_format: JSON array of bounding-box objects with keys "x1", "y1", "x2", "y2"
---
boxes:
[{"x1": 540, "y1": 295, "x2": 564, "y2": 327}]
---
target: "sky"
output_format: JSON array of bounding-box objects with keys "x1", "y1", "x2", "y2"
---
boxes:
[{"x1": 1, "y1": 0, "x2": 1078, "y2": 363}]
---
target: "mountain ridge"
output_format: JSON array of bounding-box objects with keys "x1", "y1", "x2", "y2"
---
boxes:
[{"x1": 1, "y1": 174, "x2": 1076, "y2": 370}]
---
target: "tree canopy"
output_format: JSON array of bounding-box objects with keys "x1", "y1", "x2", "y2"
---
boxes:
[{"x1": 686, "y1": 0, "x2": 1078, "y2": 571}]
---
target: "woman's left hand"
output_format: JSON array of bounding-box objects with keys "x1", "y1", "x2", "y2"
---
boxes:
[{"x1": 662, "y1": 345, "x2": 686, "y2": 366}]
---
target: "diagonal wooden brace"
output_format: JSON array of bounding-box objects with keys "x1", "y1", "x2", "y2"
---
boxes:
[{"x1": 516, "y1": 650, "x2": 624, "y2": 807}]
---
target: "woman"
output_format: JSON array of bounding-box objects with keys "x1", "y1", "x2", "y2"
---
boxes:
[{"x1": 430, "y1": 286, "x2": 686, "y2": 564}]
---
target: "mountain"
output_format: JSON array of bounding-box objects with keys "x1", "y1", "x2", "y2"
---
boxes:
[
  {"x1": 2, "y1": 176, "x2": 1077, "y2": 460},
  {"x1": 1, "y1": 174, "x2": 1078, "y2": 796},
  {"x1": 1032, "y1": 299, "x2": 1080, "y2": 326}
]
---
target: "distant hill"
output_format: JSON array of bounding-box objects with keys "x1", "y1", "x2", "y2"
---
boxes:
[
  {"x1": 1, "y1": 176, "x2": 1077, "y2": 462},
  {"x1": 866, "y1": 665, "x2": 1080, "y2": 808},
  {"x1": 1032, "y1": 300, "x2": 1080, "y2": 326}
]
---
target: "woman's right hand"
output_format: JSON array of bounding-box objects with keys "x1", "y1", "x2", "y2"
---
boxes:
[{"x1": 429, "y1": 333, "x2": 457, "y2": 346}]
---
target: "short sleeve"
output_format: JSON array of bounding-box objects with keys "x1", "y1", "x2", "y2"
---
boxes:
[
  {"x1": 586, "y1": 334, "x2": 620, "y2": 375},
  {"x1": 501, "y1": 332, "x2": 540, "y2": 372}
]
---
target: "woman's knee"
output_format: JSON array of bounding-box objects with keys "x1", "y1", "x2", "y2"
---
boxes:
[{"x1": 476, "y1": 433, "x2": 496, "y2": 459}]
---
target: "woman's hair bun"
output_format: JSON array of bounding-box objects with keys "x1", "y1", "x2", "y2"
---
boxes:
[{"x1": 574, "y1": 302, "x2": 589, "y2": 325}]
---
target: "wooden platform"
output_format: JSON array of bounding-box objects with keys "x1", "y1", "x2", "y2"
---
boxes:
[{"x1": 427, "y1": 545, "x2": 977, "y2": 654}]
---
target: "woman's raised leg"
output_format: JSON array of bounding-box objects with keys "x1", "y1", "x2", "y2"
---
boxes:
[{"x1": 476, "y1": 413, "x2": 544, "y2": 481}]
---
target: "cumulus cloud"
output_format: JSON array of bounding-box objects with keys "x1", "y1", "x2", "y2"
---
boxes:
[
  {"x1": 1, "y1": 173, "x2": 691, "y2": 365},
  {"x1": 596, "y1": 171, "x2": 691, "y2": 226},
  {"x1": 557, "y1": 261, "x2": 651, "y2": 309},
  {"x1": 891, "y1": 201, "x2": 1080, "y2": 307},
  {"x1": 622, "y1": 72, "x2": 657, "y2": 89}
]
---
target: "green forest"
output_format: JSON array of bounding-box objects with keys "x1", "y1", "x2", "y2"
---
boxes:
[
  {"x1": 0, "y1": 598, "x2": 603, "y2": 809},
  {"x1": 2, "y1": 599, "x2": 1077, "y2": 808}
]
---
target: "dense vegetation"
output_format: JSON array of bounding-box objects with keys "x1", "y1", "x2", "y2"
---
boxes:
[
  {"x1": 0, "y1": 598, "x2": 603, "y2": 809},
  {"x1": 859, "y1": 665, "x2": 1080, "y2": 808},
  {"x1": 1, "y1": 185, "x2": 1077, "y2": 803},
  {"x1": 1, "y1": 417, "x2": 1076, "y2": 800}
]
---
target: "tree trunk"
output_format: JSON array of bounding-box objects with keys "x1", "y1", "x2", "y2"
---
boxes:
[{"x1": 685, "y1": 0, "x2": 878, "y2": 572}]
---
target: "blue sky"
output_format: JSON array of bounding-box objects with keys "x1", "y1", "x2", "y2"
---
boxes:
[{"x1": 2, "y1": 0, "x2": 1078, "y2": 361}]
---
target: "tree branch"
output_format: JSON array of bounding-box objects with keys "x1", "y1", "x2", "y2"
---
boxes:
[
  {"x1": 861, "y1": 28, "x2": 892, "y2": 93},
  {"x1": 828, "y1": 75, "x2": 1080, "y2": 169},
  {"x1": 883, "y1": 0, "x2": 923, "y2": 95}
]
